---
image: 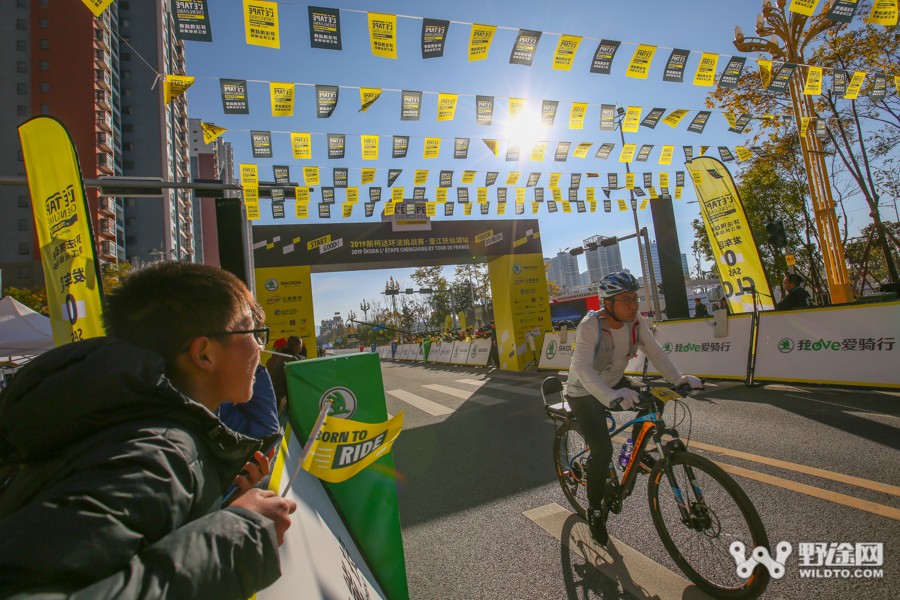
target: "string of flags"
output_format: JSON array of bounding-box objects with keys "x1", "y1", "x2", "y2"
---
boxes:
[
  {"x1": 199, "y1": 121, "x2": 825, "y2": 165},
  {"x1": 150, "y1": 0, "x2": 898, "y2": 98}
]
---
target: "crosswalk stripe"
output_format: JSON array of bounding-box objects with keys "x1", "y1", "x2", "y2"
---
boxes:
[
  {"x1": 422, "y1": 384, "x2": 475, "y2": 400},
  {"x1": 385, "y1": 389, "x2": 454, "y2": 416}
]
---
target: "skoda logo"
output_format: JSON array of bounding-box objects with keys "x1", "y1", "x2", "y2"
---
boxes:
[
  {"x1": 546, "y1": 341, "x2": 557, "y2": 359},
  {"x1": 778, "y1": 338, "x2": 794, "y2": 353},
  {"x1": 320, "y1": 387, "x2": 358, "y2": 419},
  {"x1": 470, "y1": 346, "x2": 478, "y2": 358},
  {"x1": 265, "y1": 279, "x2": 279, "y2": 291},
  {"x1": 512, "y1": 263, "x2": 522, "y2": 274},
  {"x1": 663, "y1": 342, "x2": 673, "y2": 354}
]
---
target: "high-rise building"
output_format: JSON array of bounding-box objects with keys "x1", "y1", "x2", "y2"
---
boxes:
[
  {"x1": 641, "y1": 241, "x2": 689, "y2": 289},
  {"x1": 583, "y1": 235, "x2": 623, "y2": 282},
  {"x1": 0, "y1": 1, "x2": 193, "y2": 291},
  {"x1": 546, "y1": 251, "x2": 580, "y2": 291},
  {"x1": 189, "y1": 118, "x2": 237, "y2": 266}
]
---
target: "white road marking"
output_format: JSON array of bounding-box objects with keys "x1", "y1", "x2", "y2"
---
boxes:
[
  {"x1": 422, "y1": 384, "x2": 475, "y2": 399},
  {"x1": 385, "y1": 389, "x2": 454, "y2": 416}
]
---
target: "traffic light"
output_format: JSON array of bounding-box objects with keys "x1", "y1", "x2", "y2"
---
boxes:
[{"x1": 765, "y1": 220, "x2": 787, "y2": 248}]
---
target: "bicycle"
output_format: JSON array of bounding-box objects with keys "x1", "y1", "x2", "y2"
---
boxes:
[{"x1": 541, "y1": 377, "x2": 771, "y2": 599}]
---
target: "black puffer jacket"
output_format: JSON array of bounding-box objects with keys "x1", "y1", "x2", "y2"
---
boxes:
[{"x1": 0, "y1": 338, "x2": 281, "y2": 598}]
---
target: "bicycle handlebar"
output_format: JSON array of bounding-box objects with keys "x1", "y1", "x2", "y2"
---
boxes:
[{"x1": 608, "y1": 383, "x2": 702, "y2": 412}]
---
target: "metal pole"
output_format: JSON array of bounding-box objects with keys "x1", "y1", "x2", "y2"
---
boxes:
[
  {"x1": 616, "y1": 111, "x2": 652, "y2": 313},
  {"x1": 641, "y1": 227, "x2": 662, "y2": 318}
]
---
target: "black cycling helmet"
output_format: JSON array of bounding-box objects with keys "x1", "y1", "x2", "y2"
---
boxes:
[{"x1": 597, "y1": 271, "x2": 640, "y2": 298}]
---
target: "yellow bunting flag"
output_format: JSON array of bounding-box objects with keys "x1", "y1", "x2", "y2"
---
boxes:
[
  {"x1": 659, "y1": 145, "x2": 674, "y2": 164},
  {"x1": 302, "y1": 414, "x2": 404, "y2": 484},
  {"x1": 361, "y1": 135, "x2": 379, "y2": 160},
  {"x1": 618, "y1": 199, "x2": 628, "y2": 211},
  {"x1": 724, "y1": 113, "x2": 738, "y2": 128},
  {"x1": 435, "y1": 188, "x2": 447, "y2": 203},
  {"x1": 462, "y1": 170, "x2": 476, "y2": 184},
  {"x1": 291, "y1": 133, "x2": 312, "y2": 159},
  {"x1": 201, "y1": 122, "x2": 227, "y2": 145},
  {"x1": 243, "y1": 0, "x2": 280, "y2": 49},
  {"x1": 361, "y1": 169, "x2": 375, "y2": 184},
  {"x1": 359, "y1": 88, "x2": 382, "y2": 112},
  {"x1": 516, "y1": 188, "x2": 526, "y2": 203},
  {"x1": 384, "y1": 201, "x2": 395, "y2": 216},
  {"x1": 463, "y1": 203, "x2": 473, "y2": 216},
  {"x1": 483, "y1": 139, "x2": 498, "y2": 156},
  {"x1": 505, "y1": 172, "x2": 519, "y2": 185},
  {"x1": 426, "y1": 202, "x2": 437, "y2": 217},
  {"x1": 699, "y1": 146, "x2": 709, "y2": 156},
  {"x1": 659, "y1": 172, "x2": 669, "y2": 188},
  {"x1": 550, "y1": 173, "x2": 561, "y2": 188},
  {"x1": 368, "y1": 13, "x2": 397, "y2": 58},
  {"x1": 675, "y1": 187, "x2": 683, "y2": 200},
  {"x1": 240, "y1": 163, "x2": 258, "y2": 187},
  {"x1": 342, "y1": 203, "x2": 353, "y2": 218},
  {"x1": 562, "y1": 202, "x2": 572, "y2": 213},
  {"x1": 270, "y1": 82, "x2": 295, "y2": 116},
  {"x1": 758, "y1": 59, "x2": 772, "y2": 88},
  {"x1": 81, "y1": 0, "x2": 115, "y2": 17},
  {"x1": 803, "y1": 66, "x2": 823, "y2": 95},
  {"x1": 552, "y1": 34, "x2": 582, "y2": 71},
  {"x1": 245, "y1": 198, "x2": 260, "y2": 222},
  {"x1": 625, "y1": 173, "x2": 635, "y2": 190},
  {"x1": 693, "y1": 53, "x2": 719, "y2": 87},
  {"x1": 625, "y1": 44, "x2": 657, "y2": 79},
  {"x1": 392, "y1": 187, "x2": 404, "y2": 202},
  {"x1": 736, "y1": 146, "x2": 753, "y2": 162},
  {"x1": 295, "y1": 186, "x2": 310, "y2": 204},
  {"x1": 468, "y1": 24, "x2": 497, "y2": 61},
  {"x1": 509, "y1": 97, "x2": 527, "y2": 118},
  {"x1": 800, "y1": 117, "x2": 811, "y2": 137},
  {"x1": 414, "y1": 169, "x2": 429, "y2": 185},
  {"x1": 437, "y1": 93, "x2": 458, "y2": 121},
  {"x1": 663, "y1": 109, "x2": 689, "y2": 128},
  {"x1": 552, "y1": 188, "x2": 562, "y2": 201},
  {"x1": 303, "y1": 166, "x2": 320, "y2": 186},
  {"x1": 789, "y1": 0, "x2": 821, "y2": 16},
  {"x1": 295, "y1": 202, "x2": 308, "y2": 219},
  {"x1": 586, "y1": 188, "x2": 595, "y2": 202},
  {"x1": 622, "y1": 106, "x2": 641, "y2": 132},
  {"x1": 573, "y1": 143, "x2": 592, "y2": 158},
  {"x1": 478, "y1": 188, "x2": 488, "y2": 203},
  {"x1": 164, "y1": 75, "x2": 194, "y2": 105},
  {"x1": 845, "y1": 71, "x2": 867, "y2": 99},
  {"x1": 867, "y1": 0, "x2": 899, "y2": 25},
  {"x1": 18, "y1": 116, "x2": 106, "y2": 346},
  {"x1": 618, "y1": 144, "x2": 637, "y2": 162},
  {"x1": 346, "y1": 187, "x2": 358, "y2": 204},
  {"x1": 639, "y1": 199, "x2": 649, "y2": 210},
  {"x1": 424, "y1": 138, "x2": 440, "y2": 158},
  {"x1": 569, "y1": 102, "x2": 587, "y2": 129},
  {"x1": 894, "y1": 75, "x2": 900, "y2": 94}
]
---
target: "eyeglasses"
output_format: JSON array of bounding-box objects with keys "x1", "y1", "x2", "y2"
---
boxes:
[
  {"x1": 613, "y1": 296, "x2": 639, "y2": 306},
  {"x1": 206, "y1": 326, "x2": 269, "y2": 346}
]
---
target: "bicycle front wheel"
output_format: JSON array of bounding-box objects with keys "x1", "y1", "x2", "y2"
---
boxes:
[
  {"x1": 648, "y1": 452, "x2": 770, "y2": 599},
  {"x1": 553, "y1": 421, "x2": 589, "y2": 519}
]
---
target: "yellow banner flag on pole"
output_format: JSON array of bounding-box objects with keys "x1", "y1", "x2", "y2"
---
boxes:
[
  {"x1": 291, "y1": 133, "x2": 312, "y2": 159},
  {"x1": 803, "y1": 66, "x2": 823, "y2": 95},
  {"x1": 686, "y1": 157, "x2": 776, "y2": 313},
  {"x1": 243, "y1": 0, "x2": 280, "y2": 48},
  {"x1": 164, "y1": 75, "x2": 194, "y2": 105},
  {"x1": 552, "y1": 34, "x2": 582, "y2": 71},
  {"x1": 302, "y1": 413, "x2": 404, "y2": 483},
  {"x1": 692, "y1": 53, "x2": 719, "y2": 86},
  {"x1": 368, "y1": 13, "x2": 398, "y2": 58},
  {"x1": 269, "y1": 81, "x2": 295, "y2": 116},
  {"x1": 18, "y1": 117, "x2": 105, "y2": 346},
  {"x1": 468, "y1": 24, "x2": 497, "y2": 61},
  {"x1": 625, "y1": 44, "x2": 657, "y2": 79},
  {"x1": 201, "y1": 122, "x2": 227, "y2": 145}
]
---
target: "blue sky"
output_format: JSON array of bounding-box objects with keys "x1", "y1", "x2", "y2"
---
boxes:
[{"x1": 182, "y1": 0, "x2": 870, "y2": 328}]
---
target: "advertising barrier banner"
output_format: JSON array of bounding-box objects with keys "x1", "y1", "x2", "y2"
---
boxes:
[
  {"x1": 538, "y1": 332, "x2": 575, "y2": 370},
  {"x1": 465, "y1": 339, "x2": 492, "y2": 366},
  {"x1": 450, "y1": 340, "x2": 471, "y2": 364}
]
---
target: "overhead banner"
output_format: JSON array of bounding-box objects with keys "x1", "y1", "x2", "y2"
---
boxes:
[
  {"x1": 308, "y1": 6, "x2": 342, "y2": 50},
  {"x1": 172, "y1": 0, "x2": 212, "y2": 42},
  {"x1": 368, "y1": 12, "x2": 397, "y2": 59},
  {"x1": 421, "y1": 18, "x2": 449, "y2": 58},
  {"x1": 270, "y1": 81, "x2": 295, "y2": 116},
  {"x1": 251, "y1": 130, "x2": 273, "y2": 158},
  {"x1": 400, "y1": 90, "x2": 422, "y2": 120},
  {"x1": 476, "y1": 95, "x2": 494, "y2": 125},
  {"x1": 18, "y1": 116, "x2": 105, "y2": 346},
  {"x1": 686, "y1": 156, "x2": 775, "y2": 313},
  {"x1": 201, "y1": 122, "x2": 227, "y2": 144},
  {"x1": 468, "y1": 23, "x2": 497, "y2": 61},
  {"x1": 663, "y1": 48, "x2": 690, "y2": 83}
]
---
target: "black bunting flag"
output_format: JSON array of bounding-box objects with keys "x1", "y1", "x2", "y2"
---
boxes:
[
  {"x1": 387, "y1": 169, "x2": 402, "y2": 187},
  {"x1": 663, "y1": 48, "x2": 690, "y2": 83},
  {"x1": 401, "y1": 90, "x2": 422, "y2": 121},
  {"x1": 251, "y1": 130, "x2": 272, "y2": 158},
  {"x1": 308, "y1": 6, "x2": 342, "y2": 50},
  {"x1": 591, "y1": 39, "x2": 621, "y2": 74},
  {"x1": 555, "y1": 142, "x2": 571, "y2": 161},
  {"x1": 220, "y1": 79, "x2": 249, "y2": 114},
  {"x1": 640, "y1": 108, "x2": 665, "y2": 129},
  {"x1": 476, "y1": 95, "x2": 494, "y2": 125},
  {"x1": 719, "y1": 56, "x2": 746, "y2": 88},
  {"x1": 327, "y1": 133, "x2": 344, "y2": 159},
  {"x1": 510, "y1": 29, "x2": 542, "y2": 66},
  {"x1": 316, "y1": 85, "x2": 339, "y2": 118},
  {"x1": 485, "y1": 171, "x2": 498, "y2": 186},
  {"x1": 421, "y1": 18, "x2": 449, "y2": 58},
  {"x1": 392, "y1": 136, "x2": 409, "y2": 158},
  {"x1": 172, "y1": 0, "x2": 212, "y2": 42}
]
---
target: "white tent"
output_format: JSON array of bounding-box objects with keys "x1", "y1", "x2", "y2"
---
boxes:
[{"x1": 0, "y1": 296, "x2": 55, "y2": 357}]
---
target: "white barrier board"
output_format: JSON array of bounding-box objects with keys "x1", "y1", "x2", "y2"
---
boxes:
[
  {"x1": 414, "y1": 344, "x2": 425, "y2": 362},
  {"x1": 537, "y1": 332, "x2": 575, "y2": 370},
  {"x1": 450, "y1": 341, "x2": 471, "y2": 365},
  {"x1": 258, "y1": 434, "x2": 385, "y2": 599},
  {"x1": 466, "y1": 339, "x2": 492, "y2": 366},
  {"x1": 398, "y1": 344, "x2": 414, "y2": 360},
  {"x1": 426, "y1": 342, "x2": 440, "y2": 362},
  {"x1": 436, "y1": 342, "x2": 454, "y2": 363}
]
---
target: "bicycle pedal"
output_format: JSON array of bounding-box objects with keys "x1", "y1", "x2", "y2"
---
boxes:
[{"x1": 638, "y1": 455, "x2": 657, "y2": 473}]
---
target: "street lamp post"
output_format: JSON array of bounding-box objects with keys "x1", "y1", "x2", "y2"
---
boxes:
[
  {"x1": 615, "y1": 107, "x2": 659, "y2": 318},
  {"x1": 384, "y1": 277, "x2": 401, "y2": 315},
  {"x1": 733, "y1": 0, "x2": 853, "y2": 304},
  {"x1": 359, "y1": 299, "x2": 370, "y2": 322}
]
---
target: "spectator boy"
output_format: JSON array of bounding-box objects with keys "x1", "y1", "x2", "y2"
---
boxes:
[
  {"x1": 693, "y1": 297, "x2": 710, "y2": 318},
  {"x1": 0, "y1": 262, "x2": 296, "y2": 598}
]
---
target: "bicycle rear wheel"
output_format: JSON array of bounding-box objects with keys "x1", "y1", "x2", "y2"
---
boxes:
[
  {"x1": 552, "y1": 421, "x2": 589, "y2": 519},
  {"x1": 648, "y1": 452, "x2": 770, "y2": 599}
]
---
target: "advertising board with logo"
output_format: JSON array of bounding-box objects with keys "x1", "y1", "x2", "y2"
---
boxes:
[
  {"x1": 255, "y1": 265, "x2": 317, "y2": 357},
  {"x1": 538, "y1": 332, "x2": 575, "y2": 369}
]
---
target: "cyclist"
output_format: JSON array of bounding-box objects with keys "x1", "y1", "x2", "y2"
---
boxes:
[{"x1": 566, "y1": 271, "x2": 702, "y2": 545}]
